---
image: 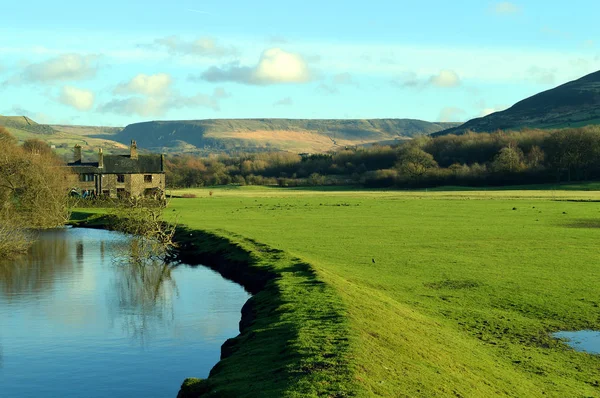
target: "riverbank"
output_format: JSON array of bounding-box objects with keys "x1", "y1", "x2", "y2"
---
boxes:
[
  {"x1": 72, "y1": 184, "x2": 600, "y2": 396},
  {"x1": 71, "y1": 213, "x2": 358, "y2": 397}
]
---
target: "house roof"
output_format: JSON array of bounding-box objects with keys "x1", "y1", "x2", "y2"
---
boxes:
[{"x1": 67, "y1": 154, "x2": 164, "y2": 174}]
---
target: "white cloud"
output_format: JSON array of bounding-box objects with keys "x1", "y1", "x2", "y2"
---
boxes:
[
  {"x1": 438, "y1": 107, "x2": 467, "y2": 123},
  {"x1": 99, "y1": 87, "x2": 227, "y2": 117},
  {"x1": 200, "y1": 48, "x2": 312, "y2": 85},
  {"x1": 254, "y1": 48, "x2": 311, "y2": 84},
  {"x1": 60, "y1": 86, "x2": 95, "y2": 111},
  {"x1": 429, "y1": 70, "x2": 461, "y2": 88},
  {"x1": 493, "y1": 2, "x2": 521, "y2": 15},
  {"x1": 115, "y1": 73, "x2": 172, "y2": 96},
  {"x1": 21, "y1": 54, "x2": 99, "y2": 83},
  {"x1": 274, "y1": 97, "x2": 293, "y2": 106},
  {"x1": 150, "y1": 36, "x2": 239, "y2": 58}
]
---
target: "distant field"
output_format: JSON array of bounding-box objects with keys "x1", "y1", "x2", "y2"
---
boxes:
[
  {"x1": 168, "y1": 184, "x2": 600, "y2": 396},
  {"x1": 206, "y1": 129, "x2": 404, "y2": 153}
]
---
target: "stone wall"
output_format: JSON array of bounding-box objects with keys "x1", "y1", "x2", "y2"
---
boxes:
[
  {"x1": 67, "y1": 171, "x2": 165, "y2": 198},
  {"x1": 66, "y1": 173, "x2": 97, "y2": 192}
]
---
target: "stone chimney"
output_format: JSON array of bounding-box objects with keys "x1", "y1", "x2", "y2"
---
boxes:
[
  {"x1": 130, "y1": 140, "x2": 138, "y2": 160},
  {"x1": 98, "y1": 148, "x2": 104, "y2": 168},
  {"x1": 74, "y1": 144, "x2": 82, "y2": 164}
]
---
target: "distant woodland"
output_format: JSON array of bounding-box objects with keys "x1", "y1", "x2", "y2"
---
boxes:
[{"x1": 165, "y1": 126, "x2": 600, "y2": 189}]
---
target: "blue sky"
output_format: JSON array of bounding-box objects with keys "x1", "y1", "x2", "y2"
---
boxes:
[{"x1": 1, "y1": 1, "x2": 599, "y2": 126}]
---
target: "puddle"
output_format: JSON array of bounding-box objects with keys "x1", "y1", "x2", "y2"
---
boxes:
[{"x1": 553, "y1": 330, "x2": 600, "y2": 354}]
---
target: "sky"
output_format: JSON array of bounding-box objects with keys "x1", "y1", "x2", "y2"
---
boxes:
[{"x1": 1, "y1": 0, "x2": 599, "y2": 127}]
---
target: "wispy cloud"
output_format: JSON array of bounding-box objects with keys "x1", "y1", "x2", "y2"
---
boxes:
[
  {"x1": 393, "y1": 70, "x2": 461, "y2": 89},
  {"x1": 492, "y1": 2, "x2": 521, "y2": 15},
  {"x1": 99, "y1": 85, "x2": 227, "y2": 117},
  {"x1": 274, "y1": 97, "x2": 293, "y2": 106},
  {"x1": 147, "y1": 36, "x2": 239, "y2": 58},
  {"x1": 8, "y1": 53, "x2": 99, "y2": 85}
]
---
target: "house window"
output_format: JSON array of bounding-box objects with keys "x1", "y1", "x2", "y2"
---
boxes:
[
  {"x1": 116, "y1": 188, "x2": 127, "y2": 198},
  {"x1": 80, "y1": 174, "x2": 94, "y2": 182},
  {"x1": 144, "y1": 175, "x2": 153, "y2": 183},
  {"x1": 117, "y1": 174, "x2": 125, "y2": 183}
]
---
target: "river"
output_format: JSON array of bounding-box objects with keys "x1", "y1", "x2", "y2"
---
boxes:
[{"x1": 0, "y1": 228, "x2": 250, "y2": 397}]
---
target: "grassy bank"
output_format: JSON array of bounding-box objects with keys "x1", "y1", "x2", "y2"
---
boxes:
[
  {"x1": 163, "y1": 185, "x2": 600, "y2": 397},
  {"x1": 70, "y1": 212, "x2": 356, "y2": 397}
]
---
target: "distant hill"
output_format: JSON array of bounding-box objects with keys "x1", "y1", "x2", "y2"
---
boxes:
[
  {"x1": 0, "y1": 115, "x2": 56, "y2": 134},
  {"x1": 49, "y1": 124, "x2": 123, "y2": 137},
  {"x1": 113, "y1": 119, "x2": 460, "y2": 153},
  {"x1": 1, "y1": 115, "x2": 459, "y2": 155},
  {"x1": 434, "y1": 70, "x2": 600, "y2": 136},
  {"x1": 0, "y1": 116, "x2": 127, "y2": 160}
]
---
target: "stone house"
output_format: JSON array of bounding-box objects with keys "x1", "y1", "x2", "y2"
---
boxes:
[{"x1": 66, "y1": 141, "x2": 165, "y2": 199}]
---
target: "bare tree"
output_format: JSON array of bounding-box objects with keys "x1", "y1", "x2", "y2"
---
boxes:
[
  {"x1": 109, "y1": 197, "x2": 177, "y2": 265},
  {"x1": 0, "y1": 129, "x2": 70, "y2": 257}
]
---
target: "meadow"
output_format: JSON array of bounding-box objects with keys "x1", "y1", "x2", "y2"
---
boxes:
[{"x1": 164, "y1": 185, "x2": 600, "y2": 397}]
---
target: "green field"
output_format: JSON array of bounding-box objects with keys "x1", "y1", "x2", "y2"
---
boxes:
[
  {"x1": 162, "y1": 185, "x2": 600, "y2": 397},
  {"x1": 76, "y1": 186, "x2": 600, "y2": 396}
]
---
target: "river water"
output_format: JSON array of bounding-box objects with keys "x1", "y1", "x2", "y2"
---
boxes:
[{"x1": 0, "y1": 228, "x2": 250, "y2": 398}]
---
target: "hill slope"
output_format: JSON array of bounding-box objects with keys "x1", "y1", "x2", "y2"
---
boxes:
[
  {"x1": 434, "y1": 70, "x2": 600, "y2": 136},
  {"x1": 0, "y1": 116, "x2": 127, "y2": 160},
  {"x1": 0, "y1": 115, "x2": 56, "y2": 134},
  {"x1": 113, "y1": 119, "x2": 459, "y2": 153}
]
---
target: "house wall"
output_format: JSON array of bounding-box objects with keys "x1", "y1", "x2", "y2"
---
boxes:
[
  {"x1": 102, "y1": 173, "x2": 165, "y2": 198},
  {"x1": 67, "y1": 170, "x2": 166, "y2": 199},
  {"x1": 66, "y1": 173, "x2": 97, "y2": 192}
]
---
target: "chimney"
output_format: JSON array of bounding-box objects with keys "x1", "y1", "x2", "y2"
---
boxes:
[
  {"x1": 98, "y1": 148, "x2": 104, "y2": 168},
  {"x1": 74, "y1": 144, "x2": 82, "y2": 164},
  {"x1": 130, "y1": 140, "x2": 138, "y2": 160}
]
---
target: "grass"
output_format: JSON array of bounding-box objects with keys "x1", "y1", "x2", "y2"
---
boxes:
[{"x1": 162, "y1": 184, "x2": 600, "y2": 397}]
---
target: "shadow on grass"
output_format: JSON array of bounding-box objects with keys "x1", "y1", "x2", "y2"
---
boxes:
[
  {"x1": 171, "y1": 227, "x2": 356, "y2": 397},
  {"x1": 564, "y1": 219, "x2": 600, "y2": 229}
]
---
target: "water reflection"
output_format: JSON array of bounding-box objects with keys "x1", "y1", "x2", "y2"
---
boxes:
[
  {"x1": 554, "y1": 330, "x2": 600, "y2": 354},
  {"x1": 108, "y1": 244, "x2": 179, "y2": 346},
  {"x1": 0, "y1": 228, "x2": 250, "y2": 398},
  {"x1": 0, "y1": 229, "x2": 77, "y2": 298}
]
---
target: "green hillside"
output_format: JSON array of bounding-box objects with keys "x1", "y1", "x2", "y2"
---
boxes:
[
  {"x1": 113, "y1": 118, "x2": 460, "y2": 153},
  {"x1": 434, "y1": 70, "x2": 600, "y2": 136}
]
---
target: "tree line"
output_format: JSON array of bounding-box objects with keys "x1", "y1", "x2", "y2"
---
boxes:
[{"x1": 165, "y1": 126, "x2": 600, "y2": 189}]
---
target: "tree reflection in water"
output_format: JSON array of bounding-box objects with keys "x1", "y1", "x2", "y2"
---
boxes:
[
  {"x1": 108, "y1": 238, "x2": 179, "y2": 347},
  {"x1": 0, "y1": 230, "x2": 73, "y2": 298}
]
